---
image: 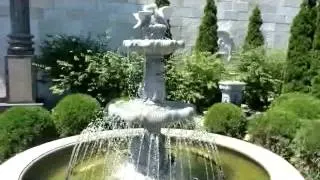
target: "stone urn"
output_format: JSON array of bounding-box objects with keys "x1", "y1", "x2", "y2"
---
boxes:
[{"x1": 219, "y1": 81, "x2": 246, "y2": 106}]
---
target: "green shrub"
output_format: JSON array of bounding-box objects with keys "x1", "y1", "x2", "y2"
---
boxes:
[
  {"x1": 248, "y1": 109, "x2": 300, "y2": 159},
  {"x1": 204, "y1": 103, "x2": 246, "y2": 138},
  {"x1": 238, "y1": 48, "x2": 285, "y2": 111},
  {"x1": 0, "y1": 107, "x2": 57, "y2": 162},
  {"x1": 271, "y1": 92, "x2": 320, "y2": 120},
  {"x1": 249, "y1": 109, "x2": 300, "y2": 141},
  {"x1": 294, "y1": 121, "x2": 320, "y2": 153},
  {"x1": 49, "y1": 50, "x2": 143, "y2": 105},
  {"x1": 35, "y1": 34, "x2": 143, "y2": 105},
  {"x1": 291, "y1": 121, "x2": 320, "y2": 180},
  {"x1": 243, "y1": 6, "x2": 264, "y2": 51},
  {"x1": 313, "y1": 1, "x2": 320, "y2": 50},
  {"x1": 52, "y1": 94, "x2": 100, "y2": 137},
  {"x1": 195, "y1": 0, "x2": 218, "y2": 54},
  {"x1": 166, "y1": 52, "x2": 224, "y2": 112},
  {"x1": 35, "y1": 34, "x2": 108, "y2": 81}
]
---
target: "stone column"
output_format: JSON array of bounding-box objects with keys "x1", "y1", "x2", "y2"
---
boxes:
[{"x1": 5, "y1": 0, "x2": 35, "y2": 103}]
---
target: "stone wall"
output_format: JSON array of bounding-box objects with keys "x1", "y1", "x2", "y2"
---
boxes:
[
  {"x1": 0, "y1": 0, "x2": 302, "y2": 57},
  {"x1": 0, "y1": 0, "x2": 302, "y2": 103}
]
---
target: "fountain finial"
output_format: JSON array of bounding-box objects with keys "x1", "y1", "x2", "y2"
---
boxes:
[{"x1": 133, "y1": 3, "x2": 173, "y2": 39}]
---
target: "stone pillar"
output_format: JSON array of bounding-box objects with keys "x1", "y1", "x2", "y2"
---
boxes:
[
  {"x1": 219, "y1": 81, "x2": 245, "y2": 106},
  {"x1": 5, "y1": 0, "x2": 35, "y2": 103},
  {"x1": 8, "y1": 0, "x2": 34, "y2": 55}
]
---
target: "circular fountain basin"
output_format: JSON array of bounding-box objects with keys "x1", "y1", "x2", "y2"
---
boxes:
[
  {"x1": 123, "y1": 39, "x2": 185, "y2": 55},
  {"x1": 0, "y1": 129, "x2": 304, "y2": 180}
]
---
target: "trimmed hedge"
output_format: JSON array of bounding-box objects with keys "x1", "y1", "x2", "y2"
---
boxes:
[
  {"x1": 0, "y1": 107, "x2": 57, "y2": 163},
  {"x1": 294, "y1": 121, "x2": 320, "y2": 153},
  {"x1": 248, "y1": 109, "x2": 301, "y2": 141},
  {"x1": 204, "y1": 103, "x2": 246, "y2": 138},
  {"x1": 52, "y1": 94, "x2": 100, "y2": 137},
  {"x1": 270, "y1": 92, "x2": 320, "y2": 120}
]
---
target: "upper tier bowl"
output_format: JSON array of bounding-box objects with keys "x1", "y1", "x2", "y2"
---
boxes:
[{"x1": 123, "y1": 39, "x2": 185, "y2": 55}]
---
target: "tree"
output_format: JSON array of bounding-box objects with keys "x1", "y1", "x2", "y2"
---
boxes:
[
  {"x1": 311, "y1": 2, "x2": 320, "y2": 98},
  {"x1": 313, "y1": 1, "x2": 320, "y2": 50},
  {"x1": 284, "y1": 1, "x2": 317, "y2": 93},
  {"x1": 195, "y1": 0, "x2": 218, "y2": 54},
  {"x1": 243, "y1": 6, "x2": 264, "y2": 51}
]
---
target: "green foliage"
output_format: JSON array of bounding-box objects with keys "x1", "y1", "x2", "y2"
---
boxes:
[
  {"x1": 0, "y1": 107, "x2": 57, "y2": 162},
  {"x1": 248, "y1": 109, "x2": 300, "y2": 159},
  {"x1": 52, "y1": 94, "x2": 101, "y2": 137},
  {"x1": 291, "y1": 121, "x2": 320, "y2": 180},
  {"x1": 311, "y1": 50, "x2": 320, "y2": 99},
  {"x1": 35, "y1": 34, "x2": 107, "y2": 80},
  {"x1": 311, "y1": 73, "x2": 320, "y2": 98},
  {"x1": 204, "y1": 103, "x2": 246, "y2": 138},
  {"x1": 271, "y1": 92, "x2": 320, "y2": 120},
  {"x1": 313, "y1": 2, "x2": 320, "y2": 50},
  {"x1": 249, "y1": 92, "x2": 320, "y2": 179},
  {"x1": 166, "y1": 52, "x2": 224, "y2": 112},
  {"x1": 249, "y1": 109, "x2": 301, "y2": 141},
  {"x1": 195, "y1": 0, "x2": 218, "y2": 54},
  {"x1": 284, "y1": 1, "x2": 317, "y2": 93},
  {"x1": 243, "y1": 6, "x2": 264, "y2": 51},
  {"x1": 238, "y1": 48, "x2": 286, "y2": 111},
  {"x1": 295, "y1": 121, "x2": 320, "y2": 153},
  {"x1": 35, "y1": 34, "x2": 144, "y2": 105}
]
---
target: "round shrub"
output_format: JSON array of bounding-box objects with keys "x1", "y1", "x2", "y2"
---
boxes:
[
  {"x1": 291, "y1": 121, "x2": 320, "y2": 180},
  {"x1": 249, "y1": 109, "x2": 301, "y2": 140},
  {"x1": 271, "y1": 93, "x2": 320, "y2": 120},
  {"x1": 0, "y1": 107, "x2": 57, "y2": 162},
  {"x1": 248, "y1": 109, "x2": 301, "y2": 158},
  {"x1": 294, "y1": 120, "x2": 320, "y2": 153},
  {"x1": 52, "y1": 94, "x2": 100, "y2": 137},
  {"x1": 204, "y1": 103, "x2": 246, "y2": 138}
]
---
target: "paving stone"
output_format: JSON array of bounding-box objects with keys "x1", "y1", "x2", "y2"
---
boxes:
[
  {"x1": 275, "y1": 23, "x2": 290, "y2": 32},
  {"x1": 30, "y1": 7, "x2": 44, "y2": 20},
  {"x1": 30, "y1": 0, "x2": 54, "y2": 8},
  {"x1": 263, "y1": 31, "x2": 275, "y2": 48},
  {"x1": 218, "y1": 1, "x2": 233, "y2": 11},
  {"x1": 274, "y1": 32, "x2": 290, "y2": 49},
  {"x1": 259, "y1": 4, "x2": 277, "y2": 14},
  {"x1": 54, "y1": 0, "x2": 97, "y2": 10},
  {"x1": 237, "y1": 12, "x2": 249, "y2": 21},
  {"x1": 233, "y1": 2, "x2": 249, "y2": 12},
  {"x1": 219, "y1": 10, "x2": 238, "y2": 20},
  {"x1": 183, "y1": 0, "x2": 206, "y2": 8},
  {"x1": 262, "y1": 23, "x2": 276, "y2": 32},
  {"x1": 0, "y1": 0, "x2": 8, "y2": 6},
  {"x1": 282, "y1": 0, "x2": 302, "y2": 8},
  {"x1": 170, "y1": 16, "x2": 184, "y2": 27},
  {"x1": 0, "y1": 5, "x2": 9, "y2": 17}
]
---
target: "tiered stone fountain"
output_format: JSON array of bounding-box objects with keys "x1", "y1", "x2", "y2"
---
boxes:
[{"x1": 108, "y1": 4, "x2": 195, "y2": 179}]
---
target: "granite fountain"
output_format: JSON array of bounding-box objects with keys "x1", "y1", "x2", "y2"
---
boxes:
[{"x1": 0, "y1": 3, "x2": 305, "y2": 180}]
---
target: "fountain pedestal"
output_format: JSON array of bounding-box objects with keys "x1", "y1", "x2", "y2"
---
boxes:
[{"x1": 143, "y1": 55, "x2": 166, "y2": 102}]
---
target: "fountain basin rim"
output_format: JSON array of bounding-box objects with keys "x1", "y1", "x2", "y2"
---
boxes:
[{"x1": 0, "y1": 129, "x2": 304, "y2": 180}]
